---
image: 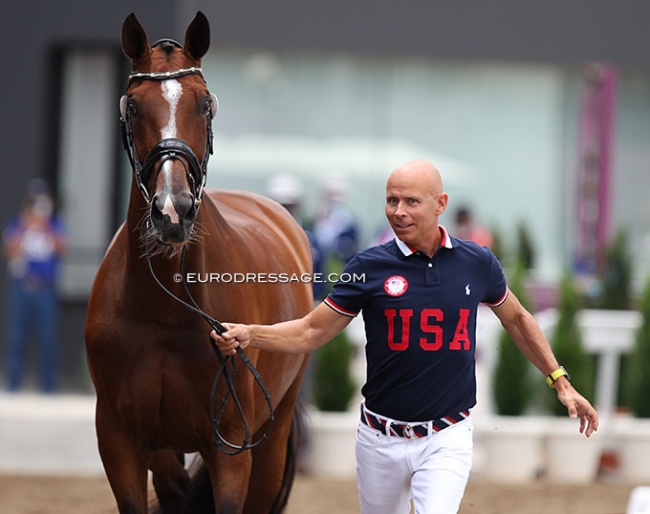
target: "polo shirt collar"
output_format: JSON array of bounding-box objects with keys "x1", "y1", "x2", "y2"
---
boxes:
[{"x1": 395, "y1": 225, "x2": 453, "y2": 257}]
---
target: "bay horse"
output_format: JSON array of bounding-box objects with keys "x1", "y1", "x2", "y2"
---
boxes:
[{"x1": 84, "y1": 12, "x2": 312, "y2": 514}]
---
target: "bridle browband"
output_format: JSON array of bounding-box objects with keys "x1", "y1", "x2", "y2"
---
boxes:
[{"x1": 119, "y1": 60, "x2": 216, "y2": 205}]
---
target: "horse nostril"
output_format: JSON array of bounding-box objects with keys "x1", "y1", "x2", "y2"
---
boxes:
[
  {"x1": 175, "y1": 193, "x2": 197, "y2": 224},
  {"x1": 151, "y1": 193, "x2": 196, "y2": 226}
]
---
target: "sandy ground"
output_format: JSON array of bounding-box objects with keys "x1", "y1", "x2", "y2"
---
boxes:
[{"x1": 0, "y1": 473, "x2": 639, "y2": 514}]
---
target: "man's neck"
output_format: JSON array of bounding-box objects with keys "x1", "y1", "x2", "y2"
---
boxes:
[{"x1": 414, "y1": 227, "x2": 443, "y2": 258}]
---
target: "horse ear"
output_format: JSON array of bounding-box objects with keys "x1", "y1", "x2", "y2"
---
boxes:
[
  {"x1": 183, "y1": 11, "x2": 210, "y2": 62},
  {"x1": 122, "y1": 13, "x2": 151, "y2": 64}
]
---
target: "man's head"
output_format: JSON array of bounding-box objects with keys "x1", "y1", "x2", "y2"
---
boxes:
[{"x1": 385, "y1": 160, "x2": 448, "y2": 254}]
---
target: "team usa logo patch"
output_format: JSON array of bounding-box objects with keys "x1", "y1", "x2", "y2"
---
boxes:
[{"x1": 384, "y1": 275, "x2": 409, "y2": 297}]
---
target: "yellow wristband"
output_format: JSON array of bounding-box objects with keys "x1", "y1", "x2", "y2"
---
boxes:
[{"x1": 546, "y1": 366, "x2": 570, "y2": 388}]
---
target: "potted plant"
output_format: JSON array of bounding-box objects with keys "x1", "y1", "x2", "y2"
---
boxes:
[
  {"x1": 312, "y1": 331, "x2": 356, "y2": 412},
  {"x1": 544, "y1": 271, "x2": 601, "y2": 484},
  {"x1": 305, "y1": 329, "x2": 359, "y2": 477},
  {"x1": 598, "y1": 228, "x2": 632, "y2": 310},
  {"x1": 616, "y1": 275, "x2": 650, "y2": 482},
  {"x1": 516, "y1": 221, "x2": 535, "y2": 271},
  {"x1": 493, "y1": 261, "x2": 534, "y2": 416},
  {"x1": 481, "y1": 261, "x2": 546, "y2": 482},
  {"x1": 597, "y1": 229, "x2": 634, "y2": 411},
  {"x1": 547, "y1": 272, "x2": 595, "y2": 415}
]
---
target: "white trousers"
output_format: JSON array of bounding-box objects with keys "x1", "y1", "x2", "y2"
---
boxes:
[{"x1": 355, "y1": 414, "x2": 473, "y2": 514}]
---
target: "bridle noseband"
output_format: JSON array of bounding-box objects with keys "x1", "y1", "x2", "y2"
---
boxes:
[{"x1": 119, "y1": 60, "x2": 217, "y2": 205}]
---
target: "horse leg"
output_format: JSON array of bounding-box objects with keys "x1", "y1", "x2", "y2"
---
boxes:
[
  {"x1": 149, "y1": 451, "x2": 191, "y2": 513},
  {"x1": 244, "y1": 376, "x2": 304, "y2": 514},
  {"x1": 96, "y1": 408, "x2": 150, "y2": 513},
  {"x1": 199, "y1": 446, "x2": 253, "y2": 514}
]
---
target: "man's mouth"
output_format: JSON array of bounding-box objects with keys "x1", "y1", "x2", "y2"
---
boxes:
[{"x1": 393, "y1": 223, "x2": 413, "y2": 232}]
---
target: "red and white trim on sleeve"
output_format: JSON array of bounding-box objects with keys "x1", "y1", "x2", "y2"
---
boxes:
[
  {"x1": 484, "y1": 287, "x2": 509, "y2": 307},
  {"x1": 324, "y1": 297, "x2": 358, "y2": 317}
]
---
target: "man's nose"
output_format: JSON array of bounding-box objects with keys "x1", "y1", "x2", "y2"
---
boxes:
[{"x1": 393, "y1": 201, "x2": 407, "y2": 216}]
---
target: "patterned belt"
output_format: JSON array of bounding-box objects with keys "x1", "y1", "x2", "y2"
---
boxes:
[{"x1": 360, "y1": 404, "x2": 469, "y2": 439}]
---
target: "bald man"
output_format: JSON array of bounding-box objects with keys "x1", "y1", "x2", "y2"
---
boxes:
[{"x1": 212, "y1": 160, "x2": 598, "y2": 514}]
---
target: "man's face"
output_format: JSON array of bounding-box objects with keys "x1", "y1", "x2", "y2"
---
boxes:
[{"x1": 385, "y1": 178, "x2": 445, "y2": 249}]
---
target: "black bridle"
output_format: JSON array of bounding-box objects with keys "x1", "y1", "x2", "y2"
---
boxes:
[
  {"x1": 121, "y1": 53, "x2": 275, "y2": 455},
  {"x1": 119, "y1": 64, "x2": 216, "y2": 205}
]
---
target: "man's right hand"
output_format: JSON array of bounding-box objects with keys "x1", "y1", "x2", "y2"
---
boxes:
[{"x1": 210, "y1": 323, "x2": 251, "y2": 356}]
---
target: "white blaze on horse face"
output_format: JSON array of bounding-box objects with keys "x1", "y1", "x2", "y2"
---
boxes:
[
  {"x1": 159, "y1": 79, "x2": 183, "y2": 224},
  {"x1": 161, "y1": 79, "x2": 182, "y2": 139}
]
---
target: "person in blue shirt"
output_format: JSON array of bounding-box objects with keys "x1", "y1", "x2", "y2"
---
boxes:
[
  {"x1": 212, "y1": 160, "x2": 598, "y2": 514},
  {"x1": 3, "y1": 179, "x2": 66, "y2": 393},
  {"x1": 312, "y1": 175, "x2": 359, "y2": 299}
]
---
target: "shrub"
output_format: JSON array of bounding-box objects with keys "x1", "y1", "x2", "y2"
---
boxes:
[
  {"x1": 599, "y1": 228, "x2": 632, "y2": 310},
  {"x1": 516, "y1": 222, "x2": 535, "y2": 271},
  {"x1": 492, "y1": 261, "x2": 534, "y2": 415},
  {"x1": 312, "y1": 330, "x2": 357, "y2": 412},
  {"x1": 547, "y1": 271, "x2": 595, "y2": 415},
  {"x1": 624, "y1": 276, "x2": 650, "y2": 417}
]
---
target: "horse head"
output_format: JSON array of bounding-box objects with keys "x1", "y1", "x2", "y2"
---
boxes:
[{"x1": 120, "y1": 12, "x2": 218, "y2": 247}]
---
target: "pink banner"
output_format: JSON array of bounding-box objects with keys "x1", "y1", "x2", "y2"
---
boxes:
[{"x1": 575, "y1": 63, "x2": 617, "y2": 276}]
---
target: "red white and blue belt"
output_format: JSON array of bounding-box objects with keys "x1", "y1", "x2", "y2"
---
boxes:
[{"x1": 360, "y1": 404, "x2": 469, "y2": 439}]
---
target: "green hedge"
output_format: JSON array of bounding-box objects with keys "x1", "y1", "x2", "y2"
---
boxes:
[
  {"x1": 624, "y1": 276, "x2": 650, "y2": 418},
  {"x1": 548, "y1": 272, "x2": 595, "y2": 415},
  {"x1": 492, "y1": 262, "x2": 533, "y2": 415},
  {"x1": 312, "y1": 330, "x2": 356, "y2": 412}
]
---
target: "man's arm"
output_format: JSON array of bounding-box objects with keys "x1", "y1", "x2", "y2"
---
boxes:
[
  {"x1": 210, "y1": 302, "x2": 353, "y2": 356},
  {"x1": 490, "y1": 290, "x2": 599, "y2": 437}
]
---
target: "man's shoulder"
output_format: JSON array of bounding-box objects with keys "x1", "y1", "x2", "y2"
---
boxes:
[
  {"x1": 357, "y1": 239, "x2": 398, "y2": 260},
  {"x1": 449, "y1": 236, "x2": 493, "y2": 258}
]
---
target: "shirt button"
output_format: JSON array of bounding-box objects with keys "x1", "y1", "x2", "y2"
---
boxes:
[{"x1": 428, "y1": 263, "x2": 433, "y2": 268}]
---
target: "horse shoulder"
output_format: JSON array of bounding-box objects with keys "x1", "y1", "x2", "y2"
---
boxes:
[{"x1": 205, "y1": 189, "x2": 311, "y2": 268}]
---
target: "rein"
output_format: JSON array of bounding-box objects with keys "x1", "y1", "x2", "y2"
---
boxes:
[{"x1": 144, "y1": 237, "x2": 275, "y2": 456}]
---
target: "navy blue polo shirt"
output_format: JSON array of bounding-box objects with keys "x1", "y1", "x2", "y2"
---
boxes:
[{"x1": 324, "y1": 227, "x2": 508, "y2": 421}]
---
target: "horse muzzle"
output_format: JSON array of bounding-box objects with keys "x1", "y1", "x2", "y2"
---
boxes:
[{"x1": 150, "y1": 191, "x2": 198, "y2": 245}]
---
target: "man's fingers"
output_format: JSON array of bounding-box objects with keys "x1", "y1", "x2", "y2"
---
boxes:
[{"x1": 209, "y1": 329, "x2": 240, "y2": 355}]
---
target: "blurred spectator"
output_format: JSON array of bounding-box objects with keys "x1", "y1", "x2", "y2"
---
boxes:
[
  {"x1": 265, "y1": 173, "x2": 323, "y2": 299},
  {"x1": 453, "y1": 206, "x2": 493, "y2": 248},
  {"x1": 3, "y1": 179, "x2": 66, "y2": 393},
  {"x1": 266, "y1": 173, "x2": 306, "y2": 221},
  {"x1": 313, "y1": 175, "x2": 359, "y2": 298}
]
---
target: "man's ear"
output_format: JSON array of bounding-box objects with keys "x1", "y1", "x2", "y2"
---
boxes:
[{"x1": 436, "y1": 193, "x2": 449, "y2": 216}]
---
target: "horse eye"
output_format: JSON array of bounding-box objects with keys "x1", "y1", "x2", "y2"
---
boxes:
[{"x1": 203, "y1": 99, "x2": 212, "y2": 116}]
